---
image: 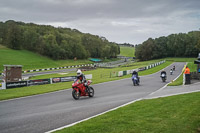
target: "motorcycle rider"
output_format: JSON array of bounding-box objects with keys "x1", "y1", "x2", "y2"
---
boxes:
[
  {"x1": 161, "y1": 70, "x2": 166, "y2": 75},
  {"x1": 160, "y1": 70, "x2": 167, "y2": 79},
  {"x1": 170, "y1": 68, "x2": 173, "y2": 75},
  {"x1": 76, "y1": 69, "x2": 88, "y2": 92},
  {"x1": 132, "y1": 70, "x2": 140, "y2": 82},
  {"x1": 173, "y1": 65, "x2": 175, "y2": 71}
]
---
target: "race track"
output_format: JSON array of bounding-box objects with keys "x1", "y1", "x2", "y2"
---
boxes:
[{"x1": 0, "y1": 62, "x2": 186, "y2": 133}]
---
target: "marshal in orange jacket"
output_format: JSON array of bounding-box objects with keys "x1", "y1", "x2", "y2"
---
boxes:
[{"x1": 184, "y1": 67, "x2": 190, "y2": 74}]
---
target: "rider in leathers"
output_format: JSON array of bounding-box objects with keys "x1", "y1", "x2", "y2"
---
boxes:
[
  {"x1": 76, "y1": 69, "x2": 88, "y2": 92},
  {"x1": 132, "y1": 70, "x2": 140, "y2": 82}
]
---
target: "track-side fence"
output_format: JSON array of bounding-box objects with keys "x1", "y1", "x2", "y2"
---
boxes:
[{"x1": 100, "y1": 60, "x2": 166, "y2": 78}]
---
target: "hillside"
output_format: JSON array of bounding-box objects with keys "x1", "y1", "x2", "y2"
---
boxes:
[
  {"x1": 120, "y1": 46, "x2": 135, "y2": 57},
  {"x1": 0, "y1": 45, "x2": 92, "y2": 71},
  {"x1": 0, "y1": 20, "x2": 120, "y2": 60}
]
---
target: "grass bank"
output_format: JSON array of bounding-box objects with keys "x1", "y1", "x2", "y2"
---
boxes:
[
  {"x1": 55, "y1": 92, "x2": 200, "y2": 133},
  {"x1": 119, "y1": 46, "x2": 135, "y2": 57},
  {"x1": 0, "y1": 45, "x2": 93, "y2": 71}
]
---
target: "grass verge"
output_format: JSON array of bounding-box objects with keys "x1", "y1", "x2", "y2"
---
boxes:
[
  {"x1": 168, "y1": 72, "x2": 184, "y2": 86},
  {"x1": 54, "y1": 92, "x2": 200, "y2": 133}
]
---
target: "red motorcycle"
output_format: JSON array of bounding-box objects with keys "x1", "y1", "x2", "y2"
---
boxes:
[{"x1": 72, "y1": 79, "x2": 94, "y2": 100}]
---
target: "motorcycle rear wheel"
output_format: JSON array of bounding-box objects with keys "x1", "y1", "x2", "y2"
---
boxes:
[{"x1": 72, "y1": 89, "x2": 80, "y2": 100}]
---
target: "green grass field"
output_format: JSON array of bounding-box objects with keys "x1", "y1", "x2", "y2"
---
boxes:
[
  {"x1": 0, "y1": 45, "x2": 93, "y2": 71},
  {"x1": 55, "y1": 92, "x2": 200, "y2": 133},
  {"x1": 119, "y1": 46, "x2": 135, "y2": 57}
]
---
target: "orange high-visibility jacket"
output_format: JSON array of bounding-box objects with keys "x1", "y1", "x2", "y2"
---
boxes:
[{"x1": 184, "y1": 67, "x2": 190, "y2": 74}]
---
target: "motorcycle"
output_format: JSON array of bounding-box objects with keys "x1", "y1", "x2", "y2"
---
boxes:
[
  {"x1": 72, "y1": 79, "x2": 94, "y2": 100},
  {"x1": 132, "y1": 74, "x2": 139, "y2": 86},
  {"x1": 173, "y1": 66, "x2": 175, "y2": 71},
  {"x1": 170, "y1": 69, "x2": 173, "y2": 75},
  {"x1": 160, "y1": 73, "x2": 167, "y2": 82}
]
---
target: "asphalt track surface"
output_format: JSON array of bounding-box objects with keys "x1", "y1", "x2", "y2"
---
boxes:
[{"x1": 0, "y1": 62, "x2": 186, "y2": 133}]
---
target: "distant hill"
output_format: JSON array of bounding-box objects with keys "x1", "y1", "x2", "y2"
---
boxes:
[
  {"x1": 119, "y1": 46, "x2": 135, "y2": 57},
  {"x1": 0, "y1": 20, "x2": 120, "y2": 60},
  {"x1": 0, "y1": 45, "x2": 92, "y2": 71}
]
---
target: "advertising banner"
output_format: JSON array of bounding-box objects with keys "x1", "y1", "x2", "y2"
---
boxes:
[
  {"x1": 123, "y1": 71, "x2": 127, "y2": 76},
  {"x1": 28, "y1": 79, "x2": 50, "y2": 86},
  {"x1": 52, "y1": 78, "x2": 61, "y2": 83},
  {"x1": 6, "y1": 81, "x2": 27, "y2": 89},
  {"x1": 85, "y1": 74, "x2": 92, "y2": 79},
  {"x1": 118, "y1": 71, "x2": 123, "y2": 77},
  {"x1": 60, "y1": 76, "x2": 76, "y2": 82}
]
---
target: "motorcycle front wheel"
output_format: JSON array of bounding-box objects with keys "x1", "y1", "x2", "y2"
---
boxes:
[
  {"x1": 72, "y1": 89, "x2": 80, "y2": 100},
  {"x1": 88, "y1": 87, "x2": 94, "y2": 97},
  {"x1": 133, "y1": 81, "x2": 136, "y2": 86},
  {"x1": 162, "y1": 78, "x2": 166, "y2": 82}
]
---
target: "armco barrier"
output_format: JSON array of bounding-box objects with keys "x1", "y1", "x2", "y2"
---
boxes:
[
  {"x1": 117, "y1": 60, "x2": 165, "y2": 77},
  {"x1": 23, "y1": 64, "x2": 94, "y2": 73}
]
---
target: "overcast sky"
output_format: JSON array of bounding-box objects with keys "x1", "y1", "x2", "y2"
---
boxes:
[{"x1": 0, "y1": 0, "x2": 200, "y2": 44}]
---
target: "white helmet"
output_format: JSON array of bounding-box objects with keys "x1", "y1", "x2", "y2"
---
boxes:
[{"x1": 77, "y1": 69, "x2": 82, "y2": 76}]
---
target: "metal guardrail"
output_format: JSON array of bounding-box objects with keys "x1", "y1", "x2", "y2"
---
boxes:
[{"x1": 95, "y1": 59, "x2": 131, "y2": 68}]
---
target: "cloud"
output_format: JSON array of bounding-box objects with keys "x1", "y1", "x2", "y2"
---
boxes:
[{"x1": 0, "y1": 0, "x2": 200, "y2": 44}]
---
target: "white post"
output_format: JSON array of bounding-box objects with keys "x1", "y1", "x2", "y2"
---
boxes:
[{"x1": 183, "y1": 74, "x2": 185, "y2": 85}]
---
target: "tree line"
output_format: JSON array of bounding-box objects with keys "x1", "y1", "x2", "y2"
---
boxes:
[
  {"x1": 0, "y1": 20, "x2": 120, "y2": 60},
  {"x1": 118, "y1": 43, "x2": 134, "y2": 47},
  {"x1": 135, "y1": 31, "x2": 200, "y2": 61}
]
